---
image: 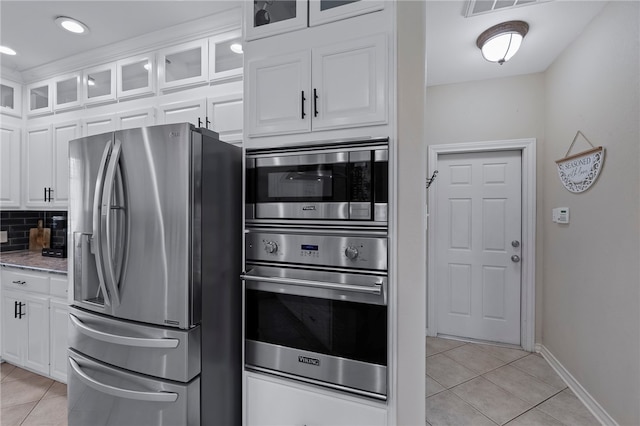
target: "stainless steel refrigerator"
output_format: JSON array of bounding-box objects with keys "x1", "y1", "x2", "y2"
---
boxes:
[{"x1": 67, "y1": 123, "x2": 242, "y2": 425}]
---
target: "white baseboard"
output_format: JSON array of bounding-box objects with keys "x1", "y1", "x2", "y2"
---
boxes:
[{"x1": 537, "y1": 344, "x2": 618, "y2": 426}]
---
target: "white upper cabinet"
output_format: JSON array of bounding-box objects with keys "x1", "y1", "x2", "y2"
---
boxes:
[
  {"x1": 209, "y1": 30, "x2": 244, "y2": 82},
  {"x1": 83, "y1": 114, "x2": 116, "y2": 137},
  {"x1": 117, "y1": 107, "x2": 156, "y2": 130},
  {"x1": 51, "y1": 121, "x2": 81, "y2": 207},
  {"x1": 208, "y1": 94, "x2": 243, "y2": 144},
  {"x1": 26, "y1": 80, "x2": 53, "y2": 116},
  {"x1": 24, "y1": 125, "x2": 53, "y2": 207},
  {"x1": 158, "y1": 40, "x2": 208, "y2": 91},
  {"x1": 245, "y1": 0, "x2": 307, "y2": 41},
  {"x1": 117, "y1": 54, "x2": 156, "y2": 99},
  {"x1": 247, "y1": 33, "x2": 387, "y2": 137},
  {"x1": 245, "y1": 0, "x2": 384, "y2": 40},
  {"x1": 84, "y1": 63, "x2": 117, "y2": 104},
  {"x1": 158, "y1": 99, "x2": 207, "y2": 127},
  {"x1": 308, "y1": 0, "x2": 384, "y2": 27},
  {"x1": 247, "y1": 50, "x2": 310, "y2": 136},
  {"x1": 0, "y1": 79, "x2": 22, "y2": 117},
  {"x1": 53, "y1": 73, "x2": 82, "y2": 111},
  {"x1": 0, "y1": 125, "x2": 21, "y2": 208}
]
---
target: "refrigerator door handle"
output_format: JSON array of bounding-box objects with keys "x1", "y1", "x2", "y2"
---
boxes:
[
  {"x1": 69, "y1": 314, "x2": 179, "y2": 348},
  {"x1": 100, "y1": 138, "x2": 123, "y2": 307},
  {"x1": 69, "y1": 358, "x2": 179, "y2": 402},
  {"x1": 92, "y1": 142, "x2": 113, "y2": 306}
]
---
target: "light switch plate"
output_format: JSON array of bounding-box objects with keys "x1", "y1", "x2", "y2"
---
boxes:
[{"x1": 0, "y1": 230, "x2": 7, "y2": 243}]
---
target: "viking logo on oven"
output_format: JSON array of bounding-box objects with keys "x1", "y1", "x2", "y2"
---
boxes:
[
  {"x1": 298, "y1": 356, "x2": 320, "y2": 366},
  {"x1": 302, "y1": 205, "x2": 317, "y2": 211}
]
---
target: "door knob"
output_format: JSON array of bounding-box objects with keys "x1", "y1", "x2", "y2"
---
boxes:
[
  {"x1": 511, "y1": 255, "x2": 521, "y2": 263},
  {"x1": 511, "y1": 240, "x2": 520, "y2": 247}
]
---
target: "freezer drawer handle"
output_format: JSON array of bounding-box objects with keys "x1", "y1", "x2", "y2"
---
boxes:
[
  {"x1": 70, "y1": 314, "x2": 179, "y2": 348},
  {"x1": 240, "y1": 274, "x2": 382, "y2": 295},
  {"x1": 69, "y1": 358, "x2": 178, "y2": 402}
]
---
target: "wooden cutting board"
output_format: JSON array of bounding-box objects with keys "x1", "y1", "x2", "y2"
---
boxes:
[{"x1": 29, "y1": 219, "x2": 51, "y2": 251}]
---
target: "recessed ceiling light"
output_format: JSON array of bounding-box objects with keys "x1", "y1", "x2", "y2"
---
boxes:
[
  {"x1": 0, "y1": 45, "x2": 17, "y2": 56},
  {"x1": 55, "y1": 16, "x2": 90, "y2": 34},
  {"x1": 230, "y1": 43, "x2": 243, "y2": 54}
]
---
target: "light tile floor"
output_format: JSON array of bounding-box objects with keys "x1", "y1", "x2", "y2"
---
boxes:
[
  {"x1": 426, "y1": 337, "x2": 600, "y2": 426},
  {"x1": 1, "y1": 363, "x2": 67, "y2": 426}
]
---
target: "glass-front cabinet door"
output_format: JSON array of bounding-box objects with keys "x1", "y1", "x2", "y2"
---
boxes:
[
  {"x1": 208, "y1": 30, "x2": 243, "y2": 82},
  {"x1": 84, "y1": 64, "x2": 116, "y2": 104},
  {"x1": 244, "y1": 0, "x2": 307, "y2": 41},
  {"x1": 0, "y1": 78, "x2": 22, "y2": 117},
  {"x1": 308, "y1": 0, "x2": 385, "y2": 26},
  {"x1": 117, "y1": 54, "x2": 155, "y2": 99},
  {"x1": 158, "y1": 40, "x2": 208, "y2": 91},
  {"x1": 26, "y1": 80, "x2": 53, "y2": 116},
  {"x1": 53, "y1": 73, "x2": 82, "y2": 111}
]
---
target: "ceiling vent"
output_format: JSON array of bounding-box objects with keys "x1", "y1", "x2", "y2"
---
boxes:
[{"x1": 465, "y1": 0, "x2": 552, "y2": 17}]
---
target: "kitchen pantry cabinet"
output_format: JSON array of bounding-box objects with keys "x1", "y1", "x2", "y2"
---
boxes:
[
  {"x1": 53, "y1": 73, "x2": 82, "y2": 111},
  {"x1": 26, "y1": 80, "x2": 53, "y2": 116},
  {"x1": 246, "y1": 373, "x2": 387, "y2": 426},
  {"x1": 246, "y1": 33, "x2": 387, "y2": 137},
  {"x1": 24, "y1": 121, "x2": 80, "y2": 208},
  {"x1": 245, "y1": 0, "x2": 384, "y2": 40},
  {"x1": 1, "y1": 268, "x2": 69, "y2": 382},
  {"x1": 84, "y1": 63, "x2": 117, "y2": 105},
  {"x1": 158, "y1": 39, "x2": 208, "y2": 91},
  {"x1": 0, "y1": 78, "x2": 22, "y2": 117},
  {"x1": 0, "y1": 125, "x2": 21, "y2": 208}
]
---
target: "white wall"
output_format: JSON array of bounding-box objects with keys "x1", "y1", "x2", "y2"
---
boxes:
[
  {"x1": 543, "y1": 2, "x2": 640, "y2": 425},
  {"x1": 425, "y1": 73, "x2": 546, "y2": 342}
]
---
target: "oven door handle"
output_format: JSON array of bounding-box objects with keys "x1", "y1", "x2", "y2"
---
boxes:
[{"x1": 240, "y1": 274, "x2": 382, "y2": 295}]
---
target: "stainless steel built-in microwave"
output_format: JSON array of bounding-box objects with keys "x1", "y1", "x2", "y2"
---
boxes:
[{"x1": 246, "y1": 140, "x2": 388, "y2": 224}]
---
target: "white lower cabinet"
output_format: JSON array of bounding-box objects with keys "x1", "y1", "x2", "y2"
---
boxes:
[
  {"x1": 1, "y1": 269, "x2": 69, "y2": 382},
  {"x1": 246, "y1": 373, "x2": 387, "y2": 426},
  {"x1": 2, "y1": 290, "x2": 50, "y2": 376}
]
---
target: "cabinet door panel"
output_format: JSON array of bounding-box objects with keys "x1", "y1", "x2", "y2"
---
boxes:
[
  {"x1": 83, "y1": 115, "x2": 116, "y2": 137},
  {"x1": 312, "y1": 34, "x2": 387, "y2": 131},
  {"x1": 0, "y1": 125, "x2": 21, "y2": 208},
  {"x1": 308, "y1": 0, "x2": 385, "y2": 27},
  {"x1": 245, "y1": 0, "x2": 308, "y2": 41},
  {"x1": 208, "y1": 97, "x2": 243, "y2": 144},
  {"x1": 0, "y1": 78, "x2": 22, "y2": 117},
  {"x1": 49, "y1": 299, "x2": 69, "y2": 383},
  {"x1": 2, "y1": 292, "x2": 23, "y2": 365},
  {"x1": 158, "y1": 99, "x2": 206, "y2": 127},
  {"x1": 24, "y1": 294, "x2": 50, "y2": 375},
  {"x1": 247, "y1": 51, "x2": 310, "y2": 137},
  {"x1": 117, "y1": 108, "x2": 156, "y2": 130},
  {"x1": 53, "y1": 121, "x2": 81, "y2": 207},
  {"x1": 24, "y1": 125, "x2": 53, "y2": 207}
]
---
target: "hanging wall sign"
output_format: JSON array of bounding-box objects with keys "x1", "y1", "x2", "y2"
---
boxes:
[{"x1": 556, "y1": 131, "x2": 605, "y2": 193}]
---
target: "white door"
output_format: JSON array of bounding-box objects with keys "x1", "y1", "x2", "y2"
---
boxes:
[
  {"x1": 24, "y1": 124, "x2": 53, "y2": 207},
  {"x1": 52, "y1": 121, "x2": 81, "y2": 207},
  {"x1": 435, "y1": 150, "x2": 522, "y2": 345},
  {"x1": 0, "y1": 125, "x2": 21, "y2": 208}
]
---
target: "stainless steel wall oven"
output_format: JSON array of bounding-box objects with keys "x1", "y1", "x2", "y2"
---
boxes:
[
  {"x1": 242, "y1": 228, "x2": 388, "y2": 400},
  {"x1": 246, "y1": 139, "x2": 388, "y2": 225}
]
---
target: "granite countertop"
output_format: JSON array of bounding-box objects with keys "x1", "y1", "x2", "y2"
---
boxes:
[{"x1": 0, "y1": 250, "x2": 68, "y2": 275}]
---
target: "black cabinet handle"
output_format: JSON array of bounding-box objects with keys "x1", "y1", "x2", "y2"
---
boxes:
[
  {"x1": 301, "y1": 91, "x2": 306, "y2": 119},
  {"x1": 18, "y1": 302, "x2": 25, "y2": 319},
  {"x1": 198, "y1": 117, "x2": 202, "y2": 127},
  {"x1": 206, "y1": 117, "x2": 211, "y2": 128},
  {"x1": 44, "y1": 187, "x2": 47, "y2": 202},
  {"x1": 313, "y1": 88, "x2": 319, "y2": 117},
  {"x1": 14, "y1": 301, "x2": 18, "y2": 319},
  {"x1": 47, "y1": 187, "x2": 53, "y2": 202}
]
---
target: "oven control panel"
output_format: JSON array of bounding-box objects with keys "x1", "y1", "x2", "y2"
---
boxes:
[{"x1": 246, "y1": 231, "x2": 388, "y2": 271}]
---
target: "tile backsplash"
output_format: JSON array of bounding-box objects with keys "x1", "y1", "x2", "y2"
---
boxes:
[{"x1": 0, "y1": 211, "x2": 68, "y2": 252}]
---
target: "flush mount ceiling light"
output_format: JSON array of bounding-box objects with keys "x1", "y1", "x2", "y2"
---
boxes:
[
  {"x1": 476, "y1": 20, "x2": 529, "y2": 65},
  {"x1": 0, "y1": 45, "x2": 17, "y2": 56},
  {"x1": 55, "y1": 16, "x2": 90, "y2": 34}
]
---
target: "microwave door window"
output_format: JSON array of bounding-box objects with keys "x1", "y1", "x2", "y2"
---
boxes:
[{"x1": 257, "y1": 164, "x2": 348, "y2": 202}]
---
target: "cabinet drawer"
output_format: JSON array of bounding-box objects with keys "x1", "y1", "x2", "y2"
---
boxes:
[
  {"x1": 50, "y1": 276, "x2": 68, "y2": 298},
  {"x1": 2, "y1": 269, "x2": 49, "y2": 294}
]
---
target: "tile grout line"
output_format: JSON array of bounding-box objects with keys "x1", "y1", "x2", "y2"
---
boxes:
[{"x1": 20, "y1": 378, "x2": 56, "y2": 425}]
